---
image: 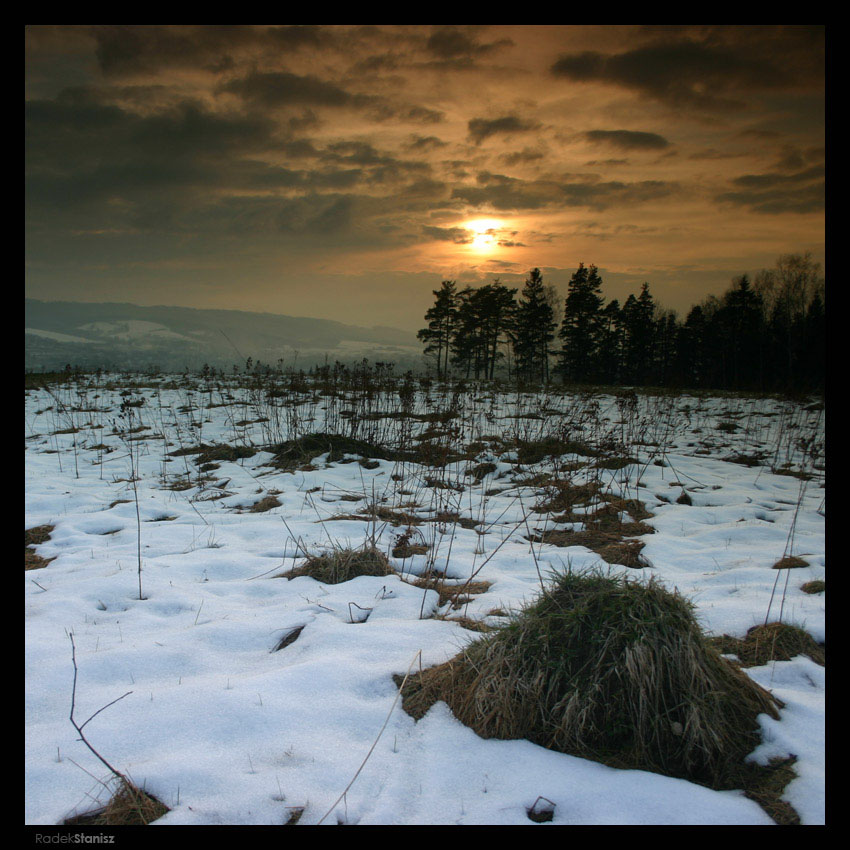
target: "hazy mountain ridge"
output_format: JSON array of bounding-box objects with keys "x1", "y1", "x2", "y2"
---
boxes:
[{"x1": 25, "y1": 300, "x2": 422, "y2": 372}]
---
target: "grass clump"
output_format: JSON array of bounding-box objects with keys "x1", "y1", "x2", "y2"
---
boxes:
[
  {"x1": 26, "y1": 524, "x2": 55, "y2": 570},
  {"x1": 398, "y1": 568, "x2": 780, "y2": 790},
  {"x1": 711, "y1": 622, "x2": 824, "y2": 667},
  {"x1": 64, "y1": 778, "x2": 168, "y2": 826},
  {"x1": 268, "y1": 433, "x2": 394, "y2": 471},
  {"x1": 800, "y1": 580, "x2": 825, "y2": 595},
  {"x1": 515, "y1": 436, "x2": 597, "y2": 465},
  {"x1": 278, "y1": 546, "x2": 394, "y2": 584},
  {"x1": 248, "y1": 495, "x2": 282, "y2": 513}
]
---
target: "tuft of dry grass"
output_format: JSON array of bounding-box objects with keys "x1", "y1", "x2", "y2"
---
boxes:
[
  {"x1": 398, "y1": 569, "x2": 781, "y2": 791},
  {"x1": 64, "y1": 778, "x2": 168, "y2": 826},
  {"x1": 711, "y1": 622, "x2": 824, "y2": 667},
  {"x1": 26, "y1": 525, "x2": 55, "y2": 570},
  {"x1": 407, "y1": 576, "x2": 492, "y2": 609},
  {"x1": 772, "y1": 556, "x2": 809, "y2": 570},
  {"x1": 737, "y1": 757, "x2": 801, "y2": 825},
  {"x1": 800, "y1": 580, "x2": 825, "y2": 595},
  {"x1": 248, "y1": 495, "x2": 282, "y2": 513},
  {"x1": 278, "y1": 546, "x2": 394, "y2": 584}
]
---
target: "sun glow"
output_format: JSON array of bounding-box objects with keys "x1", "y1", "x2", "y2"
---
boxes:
[{"x1": 466, "y1": 218, "x2": 503, "y2": 253}]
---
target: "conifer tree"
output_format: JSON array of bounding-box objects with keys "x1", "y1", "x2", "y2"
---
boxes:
[
  {"x1": 417, "y1": 280, "x2": 459, "y2": 379},
  {"x1": 450, "y1": 283, "x2": 517, "y2": 379},
  {"x1": 718, "y1": 274, "x2": 764, "y2": 390},
  {"x1": 513, "y1": 268, "x2": 557, "y2": 384},
  {"x1": 621, "y1": 282, "x2": 656, "y2": 384},
  {"x1": 557, "y1": 263, "x2": 604, "y2": 383}
]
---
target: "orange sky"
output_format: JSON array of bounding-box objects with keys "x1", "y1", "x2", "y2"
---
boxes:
[{"x1": 25, "y1": 25, "x2": 825, "y2": 330}]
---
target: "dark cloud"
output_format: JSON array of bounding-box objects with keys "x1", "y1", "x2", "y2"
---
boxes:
[
  {"x1": 422, "y1": 225, "x2": 473, "y2": 244},
  {"x1": 221, "y1": 70, "x2": 443, "y2": 125},
  {"x1": 425, "y1": 26, "x2": 513, "y2": 61},
  {"x1": 499, "y1": 148, "x2": 545, "y2": 166},
  {"x1": 368, "y1": 103, "x2": 444, "y2": 124},
  {"x1": 551, "y1": 27, "x2": 824, "y2": 110},
  {"x1": 404, "y1": 135, "x2": 449, "y2": 152},
  {"x1": 91, "y1": 25, "x2": 332, "y2": 77},
  {"x1": 221, "y1": 70, "x2": 369, "y2": 109},
  {"x1": 584, "y1": 129, "x2": 671, "y2": 151},
  {"x1": 715, "y1": 165, "x2": 824, "y2": 214},
  {"x1": 688, "y1": 148, "x2": 745, "y2": 161},
  {"x1": 452, "y1": 172, "x2": 677, "y2": 211},
  {"x1": 468, "y1": 115, "x2": 540, "y2": 145}
]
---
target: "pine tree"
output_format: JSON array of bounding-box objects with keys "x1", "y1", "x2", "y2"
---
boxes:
[
  {"x1": 621, "y1": 282, "x2": 656, "y2": 384},
  {"x1": 676, "y1": 305, "x2": 709, "y2": 387},
  {"x1": 450, "y1": 283, "x2": 517, "y2": 379},
  {"x1": 557, "y1": 263, "x2": 604, "y2": 383},
  {"x1": 417, "y1": 280, "x2": 459, "y2": 379},
  {"x1": 596, "y1": 299, "x2": 624, "y2": 385},
  {"x1": 717, "y1": 274, "x2": 765, "y2": 390},
  {"x1": 513, "y1": 268, "x2": 557, "y2": 384}
]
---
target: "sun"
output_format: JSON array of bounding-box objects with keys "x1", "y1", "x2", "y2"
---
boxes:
[{"x1": 466, "y1": 218, "x2": 503, "y2": 254}]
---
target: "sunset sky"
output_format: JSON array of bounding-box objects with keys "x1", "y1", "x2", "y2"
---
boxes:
[{"x1": 25, "y1": 25, "x2": 825, "y2": 331}]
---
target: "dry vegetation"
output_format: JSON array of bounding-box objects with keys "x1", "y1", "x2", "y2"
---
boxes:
[{"x1": 398, "y1": 569, "x2": 781, "y2": 791}]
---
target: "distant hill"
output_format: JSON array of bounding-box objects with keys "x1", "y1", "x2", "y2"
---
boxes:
[{"x1": 25, "y1": 299, "x2": 423, "y2": 372}]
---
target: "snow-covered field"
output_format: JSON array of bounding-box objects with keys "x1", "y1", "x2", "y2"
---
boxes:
[{"x1": 25, "y1": 375, "x2": 825, "y2": 825}]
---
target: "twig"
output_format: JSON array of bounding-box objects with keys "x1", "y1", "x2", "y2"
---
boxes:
[
  {"x1": 317, "y1": 649, "x2": 422, "y2": 825},
  {"x1": 69, "y1": 634, "x2": 132, "y2": 782}
]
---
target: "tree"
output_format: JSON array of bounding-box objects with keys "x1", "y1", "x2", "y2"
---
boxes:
[
  {"x1": 596, "y1": 299, "x2": 624, "y2": 385},
  {"x1": 717, "y1": 274, "x2": 765, "y2": 390},
  {"x1": 513, "y1": 268, "x2": 557, "y2": 384},
  {"x1": 417, "y1": 280, "x2": 459, "y2": 379},
  {"x1": 557, "y1": 263, "x2": 604, "y2": 383},
  {"x1": 755, "y1": 252, "x2": 824, "y2": 390},
  {"x1": 451, "y1": 283, "x2": 517, "y2": 380},
  {"x1": 621, "y1": 283, "x2": 656, "y2": 385}
]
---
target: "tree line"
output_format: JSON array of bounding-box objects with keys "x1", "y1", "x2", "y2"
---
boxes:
[{"x1": 417, "y1": 253, "x2": 824, "y2": 393}]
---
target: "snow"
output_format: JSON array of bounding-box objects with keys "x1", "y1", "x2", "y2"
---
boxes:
[
  {"x1": 25, "y1": 328, "x2": 101, "y2": 344},
  {"x1": 25, "y1": 378, "x2": 825, "y2": 825}
]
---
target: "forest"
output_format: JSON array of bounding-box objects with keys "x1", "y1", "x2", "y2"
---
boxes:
[{"x1": 417, "y1": 252, "x2": 824, "y2": 393}]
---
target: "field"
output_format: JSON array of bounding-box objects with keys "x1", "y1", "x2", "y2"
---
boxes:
[{"x1": 25, "y1": 370, "x2": 825, "y2": 825}]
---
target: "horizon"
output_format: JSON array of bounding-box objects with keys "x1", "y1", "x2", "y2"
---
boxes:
[{"x1": 26, "y1": 26, "x2": 825, "y2": 333}]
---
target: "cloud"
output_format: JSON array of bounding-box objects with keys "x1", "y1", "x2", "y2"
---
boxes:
[
  {"x1": 422, "y1": 225, "x2": 473, "y2": 244},
  {"x1": 468, "y1": 115, "x2": 540, "y2": 145},
  {"x1": 551, "y1": 27, "x2": 823, "y2": 110},
  {"x1": 404, "y1": 135, "x2": 449, "y2": 152},
  {"x1": 714, "y1": 165, "x2": 824, "y2": 214},
  {"x1": 425, "y1": 26, "x2": 513, "y2": 61},
  {"x1": 452, "y1": 172, "x2": 677, "y2": 211},
  {"x1": 221, "y1": 70, "x2": 369, "y2": 109},
  {"x1": 499, "y1": 148, "x2": 545, "y2": 166},
  {"x1": 90, "y1": 25, "x2": 332, "y2": 77},
  {"x1": 584, "y1": 129, "x2": 671, "y2": 151}
]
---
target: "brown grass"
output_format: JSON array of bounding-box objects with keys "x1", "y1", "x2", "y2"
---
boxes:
[
  {"x1": 63, "y1": 779, "x2": 168, "y2": 826},
  {"x1": 772, "y1": 556, "x2": 809, "y2": 570},
  {"x1": 408, "y1": 576, "x2": 492, "y2": 609},
  {"x1": 737, "y1": 757, "x2": 801, "y2": 825},
  {"x1": 278, "y1": 546, "x2": 394, "y2": 584},
  {"x1": 248, "y1": 495, "x2": 282, "y2": 513},
  {"x1": 25, "y1": 525, "x2": 55, "y2": 571},
  {"x1": 710, "y1": 622, "x2": 824, "y2": 667},
  {"x1": 398, "y1": 569, "x2": 781, "y2": 791}
]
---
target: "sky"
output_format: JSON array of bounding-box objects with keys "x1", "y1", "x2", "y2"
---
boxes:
[{"x1": 25, "y1": 25, "x2": 825, "y2": 331}]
